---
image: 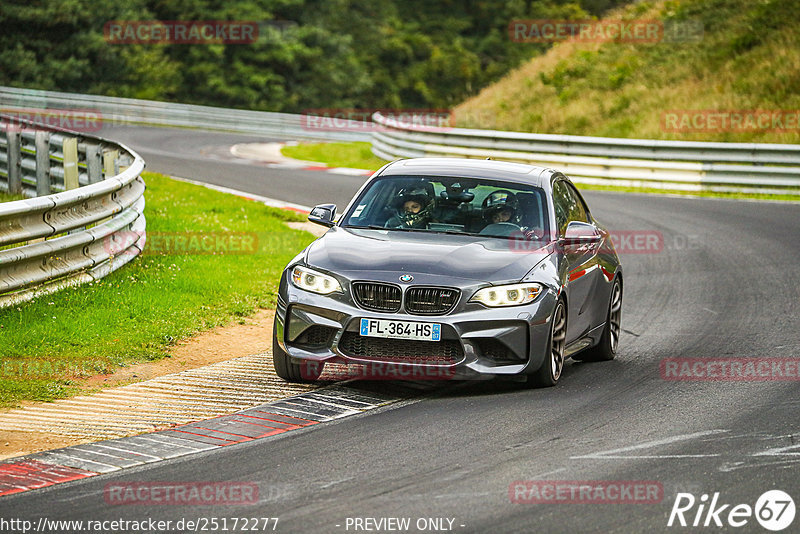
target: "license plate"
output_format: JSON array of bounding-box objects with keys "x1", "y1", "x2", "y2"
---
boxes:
[{"x1": 359, "y1": 318, "x2": 441, "y2": 341}]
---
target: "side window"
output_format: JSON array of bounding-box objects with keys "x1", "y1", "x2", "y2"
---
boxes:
[
  {"x1": 565, "y1": 183, "x2": 590, "y2": 224},
  {"x1": 552, "y1": 181, "x2": 570, "y2": 236}
]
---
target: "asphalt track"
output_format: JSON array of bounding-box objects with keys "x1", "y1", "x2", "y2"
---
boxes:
[
  {"x1": 98, "y1": 125, "x2": 366, "y2": 207},
  {"x1": 1, "y1": 126, "x2": 799, "y2": 533}
]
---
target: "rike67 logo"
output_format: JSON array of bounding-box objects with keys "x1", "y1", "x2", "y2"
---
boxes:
[{"x1": 668, "y1": 490, "x2": 795, "y2": 531}]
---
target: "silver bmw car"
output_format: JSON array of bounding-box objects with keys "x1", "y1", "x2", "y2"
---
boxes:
[{"x1": 273, "y1": 158, "x2": 622, "y2": 387}]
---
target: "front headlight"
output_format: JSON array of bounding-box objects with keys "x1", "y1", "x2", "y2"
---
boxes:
[
  {"x1": 291, "y1": 266, "x2": 342, "y2": 295},
  {"x1": 470, "y1": 283, "x2": 543, "y2": 307}
]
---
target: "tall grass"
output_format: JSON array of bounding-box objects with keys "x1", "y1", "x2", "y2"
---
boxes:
[{"x1": 455, "y1": 0, "x2": 800, "y2": 144}]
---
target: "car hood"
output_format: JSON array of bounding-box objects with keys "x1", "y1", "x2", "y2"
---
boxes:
[{"x1": 305, "y1": 227, "x2": 551, "y2": 283}]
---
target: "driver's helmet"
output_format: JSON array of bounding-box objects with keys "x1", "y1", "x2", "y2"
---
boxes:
[
  {"x1": 394, "y1": 187, "x2": 433, "y2": 227},
  {"x1": 482, "y1": 190, "x2": 518, "y2": 223}
]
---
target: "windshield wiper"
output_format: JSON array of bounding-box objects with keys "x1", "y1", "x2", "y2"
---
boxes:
[
  {"x1": 346, "y1": 226, "x2": 529, "y2": 239},
  {"x1": 344, "y1": 225, "x2": 388, "y2": 230},
  {"x1": 383, "y1": 227, "x2": 429, "y2": 232},
  {"x1": 440, "y1": 229, "x2": 479, "y2": 236},
  {"x1": 345, "y1": 225, "x2": 431, "y2": 232}
]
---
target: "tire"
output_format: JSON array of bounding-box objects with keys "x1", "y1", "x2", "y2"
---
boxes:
[
  {"x1": 527, "y1": 299, "x2": 567, "y2": 388},
  {"x1": 272, "y1": 316, "x2": 324, "y2": 382},
  {"x1": 574, "y1": 277, "x2": 622, "y2": 362}
]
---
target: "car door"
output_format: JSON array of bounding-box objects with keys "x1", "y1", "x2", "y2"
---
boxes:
[{"x1": 553, "y1": 179, "x2": 602, "y2": 341}]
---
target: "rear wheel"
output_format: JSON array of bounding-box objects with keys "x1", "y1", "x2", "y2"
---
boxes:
[
  {"x1": 574, "y1": 277, "x2": 622, "y2": 362},
  {"x1": 527, "y1": 299, "x2": 567, "y2": 388},
  {"x1": 272, "y1": 317, "x2": 324, "y2": 382}
]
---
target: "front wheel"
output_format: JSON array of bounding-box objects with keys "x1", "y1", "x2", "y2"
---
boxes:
[
  {"x1": 574, "y1": 277, "x2": 622, "y2": 362},
  {"x1": 272, "y1": 317, "x2": 324, "y2": 382},
  {"x1": 527, "y1": 299, "x2": 567, "y2": 388}
]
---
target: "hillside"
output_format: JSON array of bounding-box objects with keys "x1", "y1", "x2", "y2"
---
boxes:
[{"x1": 454, "y1": 0, "x2": 800, "y2": 143}]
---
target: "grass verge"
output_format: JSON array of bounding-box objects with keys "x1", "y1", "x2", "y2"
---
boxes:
[
  {"x1": 0, "y1": 172, "x2": 315, "y2": 408},
  {"x1": 0, "y1": 192, "x2": 26, "y2": 202},
  {"x1": 281, "y1": 141, "x2": 387, "y2": 171}
]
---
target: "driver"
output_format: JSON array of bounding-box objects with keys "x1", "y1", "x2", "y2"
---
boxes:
[
  {"x1": 490, "y1": 206, "x2": 514, "y2": 223},
  {"x1": 483, "y1": 190, "x2": 519, "y2": 225},
  {"x1": 385, "y1": 187, "x2": 433, "y2": 229}
]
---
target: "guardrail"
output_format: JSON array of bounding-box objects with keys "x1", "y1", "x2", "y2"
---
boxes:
[
  {"x1": 0, "y1": 114, "x2": 146, "y2": 308},
  {"x1": 4, "y1": 87, "x2": 796, "y2": 194},
  {"x1": 0, "y1": 86, "x2": 370, "y2": 142},
  {"x1": 371, "y1": 113, "x2": 800, "y2": 194}
]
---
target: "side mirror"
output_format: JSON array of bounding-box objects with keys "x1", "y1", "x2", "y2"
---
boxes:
[
  {"x1": 308, "y1": 204, "x2": 337, "y2": 227},
  {"x1": 559, "y1": 221, "x2": 601, "y2": 247}
]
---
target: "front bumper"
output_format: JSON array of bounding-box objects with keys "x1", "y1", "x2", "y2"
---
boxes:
[{"x1": 276, "y1": 270, "x2": 558, "y2": 379}]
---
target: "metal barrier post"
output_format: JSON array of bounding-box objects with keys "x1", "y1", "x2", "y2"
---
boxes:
[
  {"x1": 62, "y1": 137, "x2": 79, "y2": 190},
  {"x1": 6, "y1": 130, "x2": 21, "y2": 194},
  {"x1": 86, "y1": 144, "x2": 103, "y2": 184},
  {"x1": 35, "y1": 130, "x2": 51, "y2": 196},
  {"x1": 103, "y1": 149, "x2": 119, "y2": 179}
]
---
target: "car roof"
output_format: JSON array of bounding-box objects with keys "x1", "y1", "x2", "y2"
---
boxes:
[{"x1": 378, "y1": 157, "x2": 554, "y2": 187}]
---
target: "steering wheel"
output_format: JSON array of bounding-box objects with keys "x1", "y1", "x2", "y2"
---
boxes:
[{"x1": 479, "y1": 222, "x2": 521, "y2": 237}]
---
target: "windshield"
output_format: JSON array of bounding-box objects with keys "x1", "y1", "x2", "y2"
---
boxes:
[{"x1": 341, "y1": 175, "x2": 550, "y2": 240}]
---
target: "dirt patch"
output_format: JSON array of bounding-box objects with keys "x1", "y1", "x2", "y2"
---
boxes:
[
  {"x1": 81, "y1": 308, "x2": 275, "y2": 390},
  {"x1": 0, "y1": 308, "x2": 276, "y2": 461}
]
